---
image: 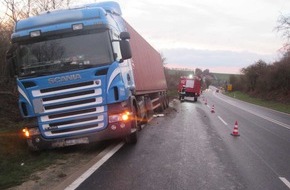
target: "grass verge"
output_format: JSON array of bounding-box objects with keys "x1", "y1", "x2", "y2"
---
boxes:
[
  {"x1": 225, "y1": 91, "x2": 290, "y2": 114},
  {"x1": 0, "y1": 122, "x2": 66, "y2": 189},
  {"x1": 0, "y1": 120, "x2": 108, "y2": 190}
]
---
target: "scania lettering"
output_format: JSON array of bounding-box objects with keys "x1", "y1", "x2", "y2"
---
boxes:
[
  {"x1": 48, "y1": 74, "x2": 82, "y2": 84},
  {"x1": 8, "y1": 2, "x2": 168, "y2": 150}
]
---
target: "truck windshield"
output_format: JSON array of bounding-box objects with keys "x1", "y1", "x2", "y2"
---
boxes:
[{"x1": 16, "y1": 31, "x2": 113, "y2": 78}]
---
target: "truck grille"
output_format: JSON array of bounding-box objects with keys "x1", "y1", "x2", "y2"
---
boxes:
[{"x1": 31, "y1": 79, "x2": 107, "y2": 138}]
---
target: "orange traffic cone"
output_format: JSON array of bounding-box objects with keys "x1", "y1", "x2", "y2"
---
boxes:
[
  {"x1": 211, "y1": 105, "x2": 215, "y2": 113},
  {"x1": 231, "y1": 121, "x2": 240, "y2": 136}
]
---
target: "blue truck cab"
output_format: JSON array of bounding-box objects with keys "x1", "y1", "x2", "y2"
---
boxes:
[{"x1": 9, "y1": 2, "x2": 139, "y2": 150}]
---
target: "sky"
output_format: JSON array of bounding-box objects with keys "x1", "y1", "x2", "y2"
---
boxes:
[
  {"x1": 2, "y1": 0, "x2": 290, "y2": 74},
  {"x1": 112, "y1": 0, "x2": 290, "y2": 74}
]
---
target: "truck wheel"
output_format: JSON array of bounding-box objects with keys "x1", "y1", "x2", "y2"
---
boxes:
[
  {"x1": 125, "y1": 130, "x2": 137, "y2": 144},
  {"x1": 157, "y1": 102, "x2": 164, "y2": 113},
  {"x1": 165, "y1": 95, "x2": 169, "y2": 108},
  {"x1": 154, "y1": 96, "x2": 164, "y2": 113},
  {"x1": 163, "y1": 95, "x2": 168, "y2": 109},
  {"x1": 125, "y1": 131, "x2": 137, "y2": 144},
  {"x1": 125, "y1": 106, "x2": 138, "y2": 144},
  {"x1": 140, "y1": 110, "x2": 149, "y2": 126},
  {"x1": 27, "y1": 139, "x2": 40, "y2": 151}
]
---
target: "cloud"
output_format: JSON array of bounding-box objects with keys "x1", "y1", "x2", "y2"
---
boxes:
[
  {"x1": 161, "y1": 48, "x2": 278, "y2": 74},
  {"x1": 81, "y1": 0, "x2": 290, "y2": 73}
]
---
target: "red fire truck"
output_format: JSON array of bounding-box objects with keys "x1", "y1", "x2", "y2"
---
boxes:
[{"x1": 178, "y1": 76, "x2": 201, "y2": 102}]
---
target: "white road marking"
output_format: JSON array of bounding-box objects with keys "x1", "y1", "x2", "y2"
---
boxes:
[
  {"x1": 280, "y1": 177, "x2": 290, "y2": 189},
  {"x1": 213, "y1": 93, "x2": 290, "y2": 130},
  {"x1": 218, "y1": 116, "x2": 228, "y2": 126},
  {"x1": 206, "y1": 93, "x2": 290, "y2": 188},
  {"x1": 65, "y1": 142, "x2": 125, "y2": 190}
]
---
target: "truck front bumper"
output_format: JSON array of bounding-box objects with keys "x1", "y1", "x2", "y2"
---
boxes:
[{"x1": 26, "y1": 123, "x2": 131, "y2": 150}]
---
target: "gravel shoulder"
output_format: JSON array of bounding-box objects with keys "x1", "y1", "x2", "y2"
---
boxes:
[{"x1": 7, "y1": 143, "x2": 108, "y2": 190}]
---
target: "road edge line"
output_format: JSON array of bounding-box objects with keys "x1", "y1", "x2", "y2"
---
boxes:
[
  {"x1": 279, "y1": 177, "x2": 290, "y2": 189},
  {"x1": 64, "y1": 141, "x2": 125, "y2": 190},
  {"x1": 214, "y1": 92, "x2": 290, "y2": 130}
]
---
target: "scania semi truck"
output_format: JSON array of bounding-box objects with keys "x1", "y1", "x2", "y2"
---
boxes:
[{"x1": 7, "y1": 2, "x2": 168, "y2": 150}]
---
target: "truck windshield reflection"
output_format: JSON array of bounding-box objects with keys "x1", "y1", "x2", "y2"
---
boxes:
[{"x1": 17, "y1": 31, "x2": 113, "y2": 77}]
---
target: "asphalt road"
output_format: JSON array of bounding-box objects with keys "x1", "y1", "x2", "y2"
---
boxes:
[{"x1": 66, "y1": 89, "x2": 290, "y2": 190}]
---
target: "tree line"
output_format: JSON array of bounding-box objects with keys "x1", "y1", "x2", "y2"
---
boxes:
[
  {"x1": 229, "y1": 56, "x2": 290, "y2": 102},
  {"x1": 228, "y1": 14, "x2": 290, "y2": 102}
]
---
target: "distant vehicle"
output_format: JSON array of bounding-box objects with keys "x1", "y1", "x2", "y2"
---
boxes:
[
  {"x1": 178, "y1": 76, "x2": 201, "y2": 102},
  {"x1": 7, "y1": 1, "x2": 168, "y2": 150}
]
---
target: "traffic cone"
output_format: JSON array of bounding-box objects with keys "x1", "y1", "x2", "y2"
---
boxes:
[
  {"x1": 211, "y1": 105, "x2": 215, "y2": 113},
  {"x1": 231, "y1": 121, "x2": 240, "y2": 136}
]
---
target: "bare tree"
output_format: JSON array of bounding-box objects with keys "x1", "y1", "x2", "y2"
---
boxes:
[
  {"x1": 195, "y1": 68, "x2": 202, "y2": 77},
  {"x1": 0, "y1": 0, "x2": 74, "y2": 86},
  {"x1": 276, "y1": 13, "x2": 290, "y2": 53},
  {"x1": 1, "y1": 0, "x2": 74, "y2": 24},
  {"x1": 31, "y1": 0, "x2": 73, "y2": 14},
  {"x1": 159, "y1": 52, "x2": 167, "y2": 65}
]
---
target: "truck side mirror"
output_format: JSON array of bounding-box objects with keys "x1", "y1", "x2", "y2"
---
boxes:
[
  {"x1": 120, "y1": 39, "x2": 132, "y2": 60},
  {"x1": 120, "y1": 32, "x2": 130, "y2": 40}
]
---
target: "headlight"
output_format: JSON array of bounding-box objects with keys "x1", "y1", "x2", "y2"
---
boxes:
[
  {"x1": 22, "y1": 127, "x2": 40, "y2": 138},
  {"x1": 109, "y1": 112, "x2": 130, "y2": 123}
]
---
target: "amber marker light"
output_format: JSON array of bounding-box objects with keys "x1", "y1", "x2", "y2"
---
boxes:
[
  {"x1": 109, "y1": 111, "x2": 131, "y2": 123},
  {"x1": 22, "y1": 128, "x2": 30, "y2": 138},
  {"x1": 121, "y1": 112, "x2": 130, "y2": 121}
]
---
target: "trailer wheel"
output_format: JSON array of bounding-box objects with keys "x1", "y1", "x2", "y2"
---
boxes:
[
  {"x1": 157, "y1": 102, "x2": 164, "y2": 113},
  {"x1": 140, "y1": 110, "x2": 149, "y2": 126},
  {"x1": 125, "y1": 106, "x2": 138, "y2": 144},
  {"x1": 164, "y1": 95, "x2": 169, "y2": 108},
  {"x1": 162, "y1": 95, "x2": 167, "y2": 110}
]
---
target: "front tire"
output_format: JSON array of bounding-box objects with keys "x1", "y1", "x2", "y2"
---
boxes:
[
  {"x1": 125, "y1": 106, "x2": 138, "y2": 144},
  {"x1": 125, "y1": 130, "x2": 137, "y2": 144},
  {"x1": 27, "y1": 139, "x2": 40, "y2": 152}
]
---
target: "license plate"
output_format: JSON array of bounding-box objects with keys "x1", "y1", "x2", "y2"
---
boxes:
[{"x1": 65, "y1": 137, "x2": 89, "y2": 146}]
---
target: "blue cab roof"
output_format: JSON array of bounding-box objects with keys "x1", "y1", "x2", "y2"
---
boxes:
[{"x1": 12, "y1": 1, "x2": 123, "y2": 39}]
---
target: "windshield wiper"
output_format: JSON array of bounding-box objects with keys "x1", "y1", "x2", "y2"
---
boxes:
[{"x1": 20, "y1": 70, "x2": 55, "y2": 78}]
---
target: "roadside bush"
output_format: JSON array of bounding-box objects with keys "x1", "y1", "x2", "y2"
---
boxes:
[{"x1": 236, "y1": 55, "x2": 290, "y2": 103}]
